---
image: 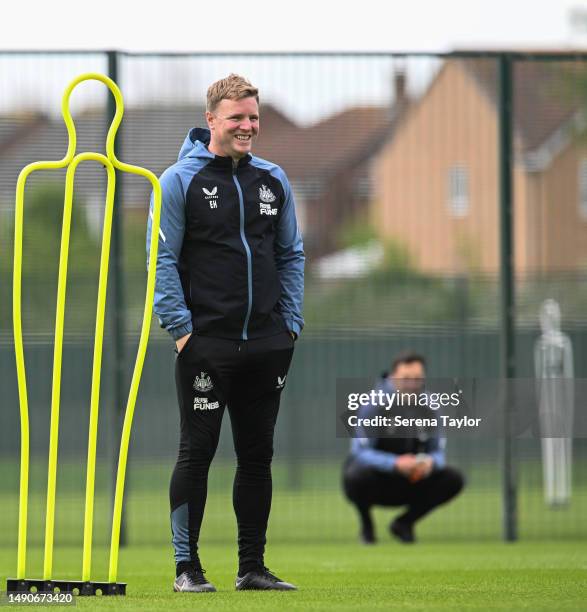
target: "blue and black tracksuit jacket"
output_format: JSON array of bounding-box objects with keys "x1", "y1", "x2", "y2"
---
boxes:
[
  {"x1": 146, "y1": 128, "x2": 305, "y2": 341},
  {"x1": 349, "y1": 376, "x2": 447, "y2": 473}
]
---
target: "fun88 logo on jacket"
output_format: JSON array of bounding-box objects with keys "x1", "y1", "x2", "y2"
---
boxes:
[{"x1": 260, "y1": 202, "x2": 278, "y2": 215}]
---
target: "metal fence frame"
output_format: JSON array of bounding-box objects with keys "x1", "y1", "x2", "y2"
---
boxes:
[{"x1": 4, "y1": 49, "x2": 587, "y2": 543}]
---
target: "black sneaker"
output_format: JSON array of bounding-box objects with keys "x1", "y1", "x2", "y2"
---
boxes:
[
  {"x1": 360, "y1": 524, "x2": 376, "y2": 544},
  {"x1": 390, "y1": 518, "x2": 416, "y2": 543},
  {"x1": 173, "y1": 567, "x2": 216, "y2": 593},
  {"x1": 355, "y1": 505, "x2": 375, "y2": 544},
  {"x1": 235, "y1": 567, "x2": 297, "y2": 591}
]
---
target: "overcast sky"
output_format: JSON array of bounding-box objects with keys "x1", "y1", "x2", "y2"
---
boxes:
[
  {"x1": 2, "y1": 0, "x2": 587, "y2": 125},
  {"x1": 2, "y1": 0, "x2": 587, "y2": 52}
]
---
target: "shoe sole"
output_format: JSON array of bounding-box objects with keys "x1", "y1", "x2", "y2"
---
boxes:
[
  {"x1": 236, "y1": 585, "x2": 297, "y2": 591},
  {"x1": 173, "y1": 583, "x2": 216, "y2": 593},
  {"x1": 235, "y1": 582, "x2": 297, "y2": 591}
]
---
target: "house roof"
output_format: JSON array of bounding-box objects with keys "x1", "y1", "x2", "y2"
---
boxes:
[
  {"x1": 0, "y1": 113, "x2": 46, "y2": 153},
  {"x1": 0, "y1": 102, "x2": 394, "y2": 207},
  {"x1": 254, "y1": 106, "x2": 394, "y2": 183},
  {"x1": 462, "y1": 58, "x2": 581, "y2": 152},
  {"x1": 0, "y1": 103, "x2": 297, "y2": 207}
]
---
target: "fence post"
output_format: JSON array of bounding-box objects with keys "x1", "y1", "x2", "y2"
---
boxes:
[
  {"x1": 498, "y1": 52, "x2": 517, "y2": 542},
  {"x1": 107, "y1": 50, "x2": 128, "y2": 547}
]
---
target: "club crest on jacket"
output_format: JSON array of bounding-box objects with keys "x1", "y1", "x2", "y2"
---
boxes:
[{"x1": 259, "y1": 184, "x2": 276, "y2": 203}]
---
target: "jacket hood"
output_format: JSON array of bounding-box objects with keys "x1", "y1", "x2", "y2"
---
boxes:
[{"x1": 178, "y1": 127, "x2": 214, "y2": 161}]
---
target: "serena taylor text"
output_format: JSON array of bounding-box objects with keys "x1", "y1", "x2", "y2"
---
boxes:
[{"x1": 348, "y1": 415, "x2": 482, "y2": 429}]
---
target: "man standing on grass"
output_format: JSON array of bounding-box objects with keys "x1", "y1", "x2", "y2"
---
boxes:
[{"x1": 147, "y1": 74, "x2": 304, "y2": 593}]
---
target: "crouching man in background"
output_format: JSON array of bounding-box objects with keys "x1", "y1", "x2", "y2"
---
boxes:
[{"x1": 342, "y1": 351, "x2": 465, "y2": 544}]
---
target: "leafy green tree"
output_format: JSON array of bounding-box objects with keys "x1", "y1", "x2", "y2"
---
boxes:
[{"x1": 20, "y1": 181, "x2": 99, "y2": 276}]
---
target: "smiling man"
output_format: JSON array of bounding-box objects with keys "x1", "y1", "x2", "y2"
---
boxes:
[{"x1": 146, "y1": 74, "x2": 304, "y2": 593}]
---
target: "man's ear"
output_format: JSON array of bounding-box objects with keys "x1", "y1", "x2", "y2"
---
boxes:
[{"x1": 205, "y1": 111, "x2": 215, "y2": 131}]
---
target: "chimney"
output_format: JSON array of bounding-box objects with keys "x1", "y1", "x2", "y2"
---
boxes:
[{"x1": 394, "y1": 70, "x2": 407, "y2": 106}]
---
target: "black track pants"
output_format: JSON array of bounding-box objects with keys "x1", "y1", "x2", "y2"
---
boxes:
[
  {"x1": 169, "y1": 331, "x2": 294, "y2": 574},
  {"x1": 342, "y1": 458, "x2": 465, "y2": 524}
]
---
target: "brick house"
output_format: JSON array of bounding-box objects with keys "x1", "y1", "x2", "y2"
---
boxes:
[{"x1": 371, "y1": 56, "x2": 587, "y2": 275}]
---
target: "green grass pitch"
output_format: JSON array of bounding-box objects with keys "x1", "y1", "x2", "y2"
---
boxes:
[
  {"x1": 1, "y1": 459, "x2": 586, "y2": 609},
  {"x1": 1, "y1": 542, "x2": 586, "y2": 610}
]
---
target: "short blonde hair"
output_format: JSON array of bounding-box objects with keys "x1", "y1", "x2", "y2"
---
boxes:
[{"x1": 206, "y1": 74, "x2": 259, "y2": 112}]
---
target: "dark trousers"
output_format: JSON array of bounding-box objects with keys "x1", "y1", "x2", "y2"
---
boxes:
[
  {"x1": 343, "y1": 458, "x2": 464, "y2": 527},
  {"x1": 170, "y1": 331, "x2": 294, "y2": 575}
]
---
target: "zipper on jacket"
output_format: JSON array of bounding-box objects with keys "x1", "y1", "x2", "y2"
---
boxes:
[{"x1": 232, "y1": 168, "x2": 253, "y2": 340}]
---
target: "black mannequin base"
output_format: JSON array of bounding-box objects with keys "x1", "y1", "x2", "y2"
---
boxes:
[{"x1": 7, "y1": 578, "x2": 126, "y2": 595}]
